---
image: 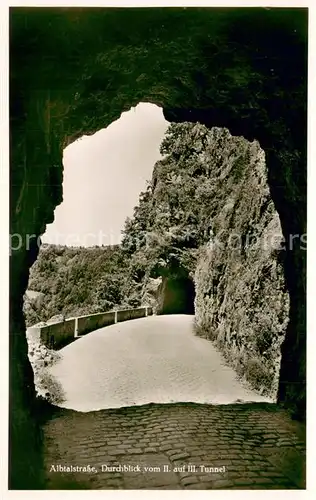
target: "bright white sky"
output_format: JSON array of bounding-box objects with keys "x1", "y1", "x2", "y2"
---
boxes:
[{"x1": 42, "y1": 103, "x2": 169, "y2": 247}]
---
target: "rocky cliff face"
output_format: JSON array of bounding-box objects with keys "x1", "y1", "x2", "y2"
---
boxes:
[
  {"x1": 127, "y1": 123, "x2": 289, "y2": 398},
  {"x1": 192, "y1": 128, "x2": 289, "y2": 398}
]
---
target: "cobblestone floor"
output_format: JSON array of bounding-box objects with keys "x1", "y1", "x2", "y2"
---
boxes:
[{"x1": 43, "y1": 402, "x2": 305, "y2": 490}]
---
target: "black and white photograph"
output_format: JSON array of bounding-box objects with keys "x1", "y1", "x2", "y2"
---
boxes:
[{"x1": 5, "y1": 0, "x2": 311, "y2": 494}]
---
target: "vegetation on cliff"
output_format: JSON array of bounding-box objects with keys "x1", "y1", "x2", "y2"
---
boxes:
[
  {"x1": 24, "y1": 244, "x2": 131, "y2": 326},
  {"x1": 121, "y1": 123, "x2": 289, "y2": 398}
]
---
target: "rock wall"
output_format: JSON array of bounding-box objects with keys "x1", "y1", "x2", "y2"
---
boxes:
[{"x1": 193, "y1": 131, "x2": 290, "y2": 398}]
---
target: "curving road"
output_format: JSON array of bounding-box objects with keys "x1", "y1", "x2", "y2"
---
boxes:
[{"x1": 48, "y1": 314, "x2": 272, "y2": 412}]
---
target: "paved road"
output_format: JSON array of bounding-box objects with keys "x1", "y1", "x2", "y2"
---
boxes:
[
  {"x1": 49, "y1": 314, "x2": 271, "y2": 412},
  {"x1": 43, "y1": 315, "x2": 305, "y2": 490}
]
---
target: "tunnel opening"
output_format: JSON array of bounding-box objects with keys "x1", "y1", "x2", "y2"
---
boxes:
[
  {"x1": 10, "y1": 7, "x2": 307, "y2": 489},
  {"x1": 24, "y1": 104, "x2": 290, "y2": 413},
  {"x1": 159, "y1": 275, "x2": 196, "y2": 315}
]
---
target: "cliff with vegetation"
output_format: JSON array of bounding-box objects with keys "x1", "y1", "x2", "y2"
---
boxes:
[{"x1": 123, "y1": 123, "x2": 290, "y2": 397}]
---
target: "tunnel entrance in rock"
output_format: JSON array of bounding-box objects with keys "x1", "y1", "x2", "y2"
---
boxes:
[
  {"x1": 26, "y1": 102, "x2": 287, "y2": 408},
  {"x1": 159, "y1": 276, "x2": 195, "y2": 315},
  {"x1": 10, "y1": 9, "x2": 307, "y2": 490}
]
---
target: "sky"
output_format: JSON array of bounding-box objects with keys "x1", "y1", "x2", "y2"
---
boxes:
[{"x1": 42, "y1": 103, "x2": 169, "y2": 247}]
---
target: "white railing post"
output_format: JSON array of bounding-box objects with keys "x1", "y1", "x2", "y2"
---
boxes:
[
  {"x1": 74, "y1": 317, "x2": 79, "y2": 337},
  {"x1": 115, "y1": 310, "x2": 118, "y2": 324}
]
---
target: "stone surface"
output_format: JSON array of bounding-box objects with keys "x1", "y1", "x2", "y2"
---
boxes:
[
  {"x1": 43, "y1": 402, "x2": 306, "y2": 490},
  {"x1": 193, "y1": 127, "x2": 289, "y2": 398}
]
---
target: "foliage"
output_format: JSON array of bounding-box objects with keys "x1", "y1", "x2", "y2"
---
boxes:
[
  {"x1": 25, "y1": 122, "x2": 232, "y2": 324},
  {"x1": 24, "y1": 244, "x2": 130, "y2": 326},
  {"x1": 121, "y1": 123, "x2": 223, "y2": 286},
  {"x1": 25, "y1": 122, "x2": 269, "y2": 325}
]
